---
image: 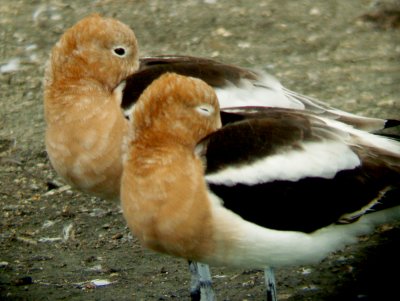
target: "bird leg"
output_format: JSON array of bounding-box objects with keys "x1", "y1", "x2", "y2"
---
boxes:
[
  {"x1": 189, "y1": 260, "x2": 216, "y2": 301},
  {"x1": 264, "y1": 267, "x2": 278, "y2": 301}
]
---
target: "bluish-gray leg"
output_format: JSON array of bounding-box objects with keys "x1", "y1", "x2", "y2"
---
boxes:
[
  {"x1": 264, "y1": 267, "x2": 277, "y2": 301},
  {"x1": 189, "y1": 260, "x2": 201, "y2": 301},
  {"x1": 189, "y1": 261, "x2": 216, "y2": 301}
]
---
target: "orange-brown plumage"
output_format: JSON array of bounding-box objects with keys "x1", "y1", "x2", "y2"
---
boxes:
[
  {"x1": 121, "y1": 73, "x2": 221, "y2": 261},
  {"x1": 44, "y1": 14, "x2": 139, "y2": 200}
]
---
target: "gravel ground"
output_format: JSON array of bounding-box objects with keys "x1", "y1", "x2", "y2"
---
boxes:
[{"x1": 1, "y1": 1, "x2": 399, "y2": 300}]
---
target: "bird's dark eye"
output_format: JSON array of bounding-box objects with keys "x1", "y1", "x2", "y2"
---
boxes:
[
  {"x1": 113, "y1": 47, "x2": 126, "y2": 57},
  {"x1": 195, "y1": 104, "x2": 214, "y2": 116}
]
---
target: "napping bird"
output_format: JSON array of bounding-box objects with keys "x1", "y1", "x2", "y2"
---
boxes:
[
  {"x1": 44, "y1": 14, "x2": 139, "y2": 200},
  {"x1": 44, "y1": 14, "x2": 400, "y2": 301},
  {"x1": 121, "y1": 73, "x2": 222, "y2": 262},
  {"x1": 121, "y1": 73, "x2": 400, "y2": 301}
]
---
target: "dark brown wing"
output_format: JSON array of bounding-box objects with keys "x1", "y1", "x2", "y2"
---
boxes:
[{"x1": 122, "y1": 55, "x2": 258, "y2": 110}]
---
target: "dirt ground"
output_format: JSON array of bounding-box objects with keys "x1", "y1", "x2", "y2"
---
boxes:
[{"x1": 1, "y1": 0, "x2": 400, "y2": 300}]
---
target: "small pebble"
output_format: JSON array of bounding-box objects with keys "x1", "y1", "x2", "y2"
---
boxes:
[
  {"x1": 112, "y1": 233, "x2": 123, "y2": 240},
  {"x1": 13, "y1": 276, "x2": 33, "y2": 286}
]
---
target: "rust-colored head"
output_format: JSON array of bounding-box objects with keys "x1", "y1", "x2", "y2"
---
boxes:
[
  {"x1": 131, "y1": 73, "x2": 221, "y2": 148},
  {"x1": 45, "y1": 14, "x2": 139, "y2": 91}
]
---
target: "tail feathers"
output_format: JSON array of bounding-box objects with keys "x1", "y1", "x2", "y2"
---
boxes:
[
  {"x1": 307, "y1": 222, "x2": 372, "y2": 262},
  {"x1": 313, "y1": 205, "x2": 400, "y2": 261},
  {"x1": 375, "y1": 133, "x2": 400, "y2": 141},
  {"x1": 281, "y1": 86, "x2": 397, "y2": 132},
  {"x1": 385, "y1": 119, "x2": 400, "y2": 129},
  {"x1": 360, "y1": 205, "x2": 400, "y2": 226}
]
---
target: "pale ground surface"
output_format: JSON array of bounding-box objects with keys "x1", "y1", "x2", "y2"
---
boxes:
[{"x1": 0, "y1": 0, "x2": 399, "y2": 300}]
